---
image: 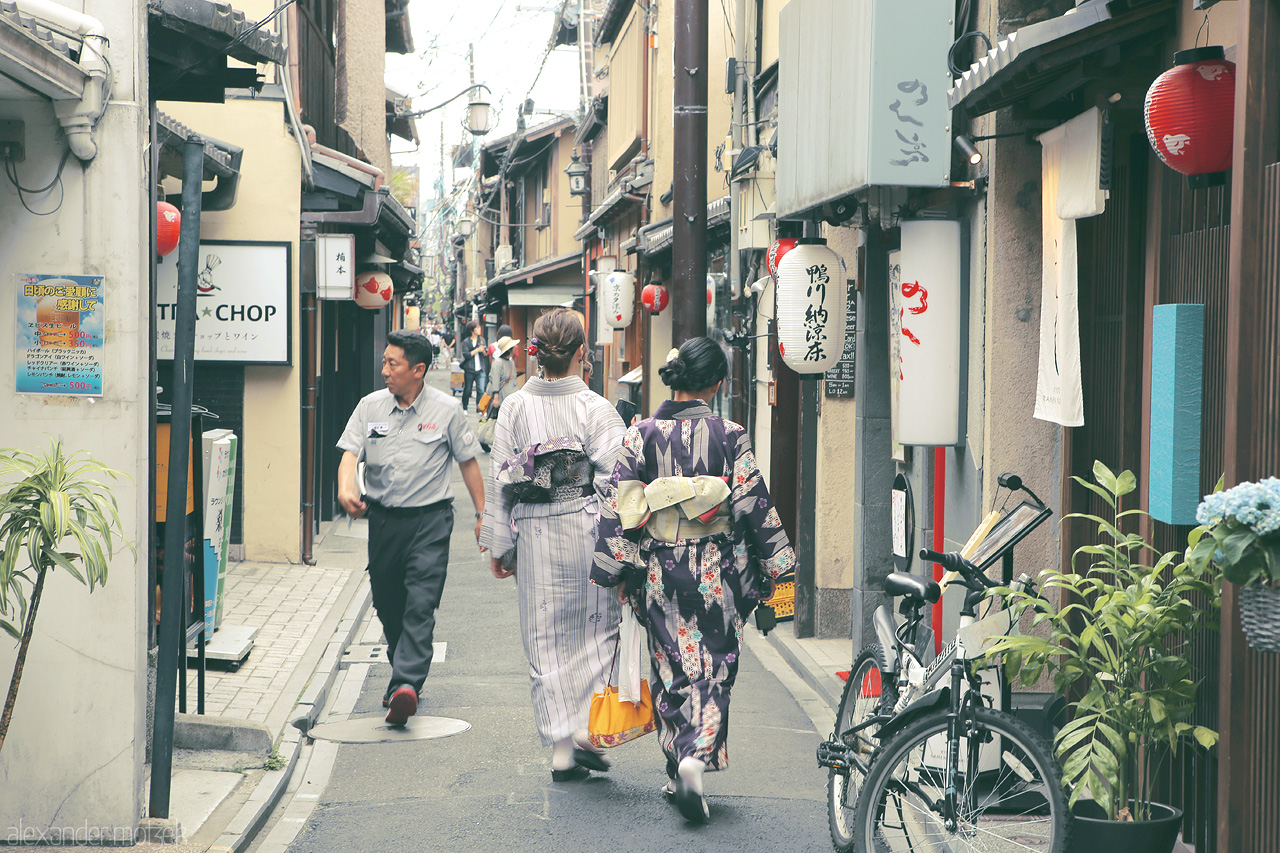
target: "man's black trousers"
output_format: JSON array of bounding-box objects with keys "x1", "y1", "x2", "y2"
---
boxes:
[{"x1": 366, "y1": 502, "x2": 452, "y2": 695}]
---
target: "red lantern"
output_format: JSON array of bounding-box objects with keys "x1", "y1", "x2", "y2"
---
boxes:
[
  {"x1": 767, "y1": 237, "x2": 797, "y2": 283},
  {"x1": 156, "y1": 201, "x2": 181, "y2": 257},
  {"x1": 641, "y1": 283, "x2": 669, "y2": 314},
  {"x1": 1144, "y1": 47, "x2": 1235, "y2": 188}
]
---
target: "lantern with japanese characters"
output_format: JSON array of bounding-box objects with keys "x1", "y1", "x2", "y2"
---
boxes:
[
  {"x1": 1144, "y1": 47, "x2": 1236, "y2": 188},
  {"x1": 641, "y1": 283, "x2": 669, "y2": 314},
  {"x1": 775, "y1": 238, "x2": 845, "y2": 374},
  {"x1": 354, "y1": 271, "x2": 393, "y2": 309},
  {"x1": 766, "y1": 237, "x2": 797, "y2": 282},
  {"x1": 156, "y1": 201, "x2": 181, "y2": 257},
  {"x1": 893, "y1": 220, "x2": 961, "y2": 446},
  {"x1": 600, "y1": 270, "x2": 635, "y2": 329}
]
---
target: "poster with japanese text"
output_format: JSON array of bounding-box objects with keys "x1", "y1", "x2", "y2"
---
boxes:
[{"x1": 15, "y1": 273, "x2": 105, "y2": 396}]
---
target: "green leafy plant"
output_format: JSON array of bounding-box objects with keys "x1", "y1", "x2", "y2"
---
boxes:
[
  {"x1": 0, "y1": 439, "x2": 132, "y2": 752},
  {"x1": 986, "y1": 461, "x2": 1220, "y2": 822},
  {"x1": 1186, "y1": 476, "x2": 1280, "y2": 587}
]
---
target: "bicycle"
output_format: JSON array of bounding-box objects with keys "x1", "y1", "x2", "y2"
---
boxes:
[{"x1": 818, "y1": 474, "x2": 1071, "y2": 852}]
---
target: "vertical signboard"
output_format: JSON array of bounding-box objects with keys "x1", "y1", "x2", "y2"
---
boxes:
[
  {"x1": 894, "y1": 220, "x2": 962, "y2": 446},
  {"x1": 15, "y1": 273, "x2": 105, "y2": 396}
]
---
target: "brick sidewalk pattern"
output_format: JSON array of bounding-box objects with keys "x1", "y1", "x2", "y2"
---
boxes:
[{"x1": 184, "y1": 562, "x2": 356, "y2": 722}]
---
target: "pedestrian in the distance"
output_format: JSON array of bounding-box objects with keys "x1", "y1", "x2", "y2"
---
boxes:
[
  {"x1": 337, "y1": 330, "x2": 487, "y2": 726},
  {"x1": 480, "y1": 308, "x2": 627, "y2": 781},
  {"x1": 591, "y1": 337, "x2": 796, "y2": 822},
  {"x1": 427, "y1": 327, "x2": 443, "y2": 369},
  {"x1": 487, "y1": 334, "x2": 520, "y2": 418},
  {"x1": 460, "y1": 321, "x2": 487, "y2": 412}
]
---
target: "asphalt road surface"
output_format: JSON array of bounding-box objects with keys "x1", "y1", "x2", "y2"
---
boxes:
[{"x1": 285, "y1": 371, "x2": 833, "y2": 853}]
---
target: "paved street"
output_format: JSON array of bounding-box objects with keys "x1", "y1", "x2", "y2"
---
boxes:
[{"x1": 265, "y1": 371, "x2": 835, "y2": 853}]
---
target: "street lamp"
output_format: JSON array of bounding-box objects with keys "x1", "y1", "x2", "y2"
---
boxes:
[
  {"x1": 394, "y1": 83, "x2": 495, "y2": 138},
  {"x1": 457, "y1": 213, "x2": 476, "y2": 238},
  {"x1": 565, "y1": 150, "x2": 589, "y2": 196}
]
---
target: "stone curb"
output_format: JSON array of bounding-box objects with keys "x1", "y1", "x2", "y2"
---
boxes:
[
  {"x1": 205, "y1": 578, "x2": 371, "y2": 853},
  {"x1": 761, "y1": 627, "x2": 846, "y2": 712}
]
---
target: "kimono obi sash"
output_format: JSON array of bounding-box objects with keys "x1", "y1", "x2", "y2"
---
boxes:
[
  {"x1": 616, "y1": 475, "x2": 731, "y2": 542},
  {"x1": 497, "y1": 437, "x2": 595, "y2": 504}
]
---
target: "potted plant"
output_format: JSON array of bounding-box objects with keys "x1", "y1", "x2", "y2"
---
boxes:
[
  {"x1": 0, "y1": 439, "x2": 131, "y2": 752},
  {"x1": 987, "y1": 461, "x2": 1219, "y2": 853},
  {"x1": 1187, "y1": 477, "x2": 1280, "y2": 653}
]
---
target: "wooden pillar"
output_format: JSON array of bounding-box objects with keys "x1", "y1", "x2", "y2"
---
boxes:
[{"x1": 1221, "y1": 1, "x2": 1280, "y2": 850}]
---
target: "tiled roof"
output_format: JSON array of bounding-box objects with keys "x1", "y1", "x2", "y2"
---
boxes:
[{"x1": 0, "y1": 1, "x2": 74, "y2": 58}]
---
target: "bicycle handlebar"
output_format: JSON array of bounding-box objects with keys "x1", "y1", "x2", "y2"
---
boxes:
[{"x1": 918, "y1": 548, "x2": 998, "y2": 589}]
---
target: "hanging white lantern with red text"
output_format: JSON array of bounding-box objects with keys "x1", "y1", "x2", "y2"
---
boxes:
[
  {"x1": 600, "y1": 270, "x2": 635, "y2": 329},
  {"x1": 893, "y1": 220, "x2": 962, "y2": 446},
  {"x1": 775, "y1": 238, "x2": 846, "y2": 374},
  {"x1": 354, "y1": 271, "x2": 393, "y2": 309}
]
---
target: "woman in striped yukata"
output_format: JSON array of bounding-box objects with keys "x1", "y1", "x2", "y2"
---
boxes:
[
  {"x1": 591, "y1": 337, "x2": 796, "y2": 823},
  {"x1": 479, "y1": 308, "x2": 627, "y2": 781}
]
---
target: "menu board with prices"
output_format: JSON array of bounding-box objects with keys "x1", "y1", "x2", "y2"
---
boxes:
[{"x1": 824, "y1": 279, "x2": 857, "y2": 398}]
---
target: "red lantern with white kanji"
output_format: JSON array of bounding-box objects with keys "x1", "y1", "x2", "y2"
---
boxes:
[
  {"x1": 354, "y1": 271, "x2": 393, "y2": 309},
  {"x1": 157, "y1": 201, "x2": 181, "y2": 257},
  {"x1": 767, "y1": 237, "x2": 797, "y2": 282},
  {"x1": 641, "y1": 283, "x2": 669, "y2": 314},
  {"x1": 775, "y1": 238, "x2": 845, "y2": 374},
  {"x1": 600, "y1": 271, "x2": 635, "y2": 329},
  {"x1": 1144, "y1": 46, "x2": 1235, "y2": 188}
]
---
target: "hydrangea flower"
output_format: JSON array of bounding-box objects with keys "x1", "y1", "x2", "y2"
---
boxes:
[{"x1": 1196, "y1": 477, "x2": 1280, "y2": 536}]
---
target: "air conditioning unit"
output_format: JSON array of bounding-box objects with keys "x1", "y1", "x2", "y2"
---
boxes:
[{"x1": 494, "y1": 244, "x2": 514, "y2": 271}]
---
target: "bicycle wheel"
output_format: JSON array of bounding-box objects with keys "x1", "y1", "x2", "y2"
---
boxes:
[
  {"x1": 854, "y1": 706, "x2": 1070, "y2": 853},
  {"x1": 828, "y1": 643, "x2": 897, "y2": 853}
]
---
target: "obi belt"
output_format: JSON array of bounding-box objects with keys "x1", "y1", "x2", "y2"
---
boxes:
[
  {"x1": 616, "y1": 475, "x2": 732, "y2": 542},
  {"x1": 497, "y1": 437, "x2": 595, "y2": 504}
]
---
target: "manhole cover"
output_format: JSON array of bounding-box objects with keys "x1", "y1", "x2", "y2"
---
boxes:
[{"x1": 308, "y1": 715, "x2": 471, "y2": 743}]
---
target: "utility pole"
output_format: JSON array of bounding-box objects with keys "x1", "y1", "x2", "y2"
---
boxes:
[{"x1": 672, "y1": 0, "x2": 709, "y2": 345}]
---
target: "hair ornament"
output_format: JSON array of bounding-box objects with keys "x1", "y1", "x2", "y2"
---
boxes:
[
  {"x1": 527, "y1": 337, "x2": 539, "y2": 356},
  {"x1": 665, "y1": 348, "x2": 680, "y2": 364}
]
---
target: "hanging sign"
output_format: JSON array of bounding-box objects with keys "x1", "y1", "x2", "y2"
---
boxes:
[
  {"x1": 317, "y1": 234, "x2": 355, "y2": 300},
  {"x1": 14, "y1": 273, "x2": 105, "y2": 396},
  {"x1": 893, "y1": 220, "x2": 961, "y2": 445},
  {"x1": 157, "y1": 241, "x2": 291, "y2": 365}
]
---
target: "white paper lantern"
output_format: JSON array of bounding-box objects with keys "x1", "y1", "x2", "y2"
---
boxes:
[
  {"x1": 776, "y1": 239, "x2": 846, "y2": 373},
  {"x1": 600, "y1": 270, "x2": 635, "y2": 329},
  {"x1": 354, "y1": 271, "x2": 393, "y2": 310},
  {"x1": 893, "y1": 220, "x2": 962, "y2": 446}
]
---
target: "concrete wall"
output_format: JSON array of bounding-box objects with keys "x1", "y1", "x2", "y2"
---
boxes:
[
  {"x1": 159, "y1": 97, "x2": 304, "y2": 563},
  {"x1": 0, "y1": 0, "x2": 150, "y2": 837}
]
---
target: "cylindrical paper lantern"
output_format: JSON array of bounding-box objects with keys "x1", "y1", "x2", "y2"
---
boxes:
[
  {"x1": 893, "y1": 220, "x2": 961, "y2": 446},
  {"x1": 1144, "y1": 47, "x2": 1235, "y2": 187},
  {"x1": 767, "y1": 237, "x2": 797, "y2": 282},
  {"x1": 600, "y1": 271, "x2": 635, "y2": 329},
  {"x1": 354, "y1": 271, "x2": 393, "y2": 309},
  {"x1": 641, "y1": 283, "x2": 669, "y2": 314},
  {"x1": 775, "y1": 238, "x2": 845, "y2": 373},
  {"x1": 157, "y1": 201, "x2": 181, "y2": 257}
]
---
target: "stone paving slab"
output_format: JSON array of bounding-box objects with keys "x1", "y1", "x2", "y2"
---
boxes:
[{"x1": 183, "y1": 562, "x2": 358, "y2": 724}]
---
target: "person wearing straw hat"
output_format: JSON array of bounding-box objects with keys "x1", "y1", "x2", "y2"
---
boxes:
[{"x1": 487, "y1": 335, "x2": 521, "y2": 419}]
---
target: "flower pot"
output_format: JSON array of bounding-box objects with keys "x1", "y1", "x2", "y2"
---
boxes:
[
  {"x1": 1238, "y1": 584, "x2": 1280, "y2": 654},
  {"x1": 1070, "y1": 800, "x2": 1183, "y2": 853}
]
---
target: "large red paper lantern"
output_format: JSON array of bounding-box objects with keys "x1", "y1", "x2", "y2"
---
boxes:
[
  {"x1": 641, "y1": 283, "x2": 669, "y2": 314},
  {"x1": 354, "y1": 271, "x2": 393, "y2": 309},
  {"x1": 157, "y1": 201, "x2": 181, "y2": 257},
  {"x1": 1144, "y1": 46, "x2": 1235, "y2": 188},
  {"x1": 766, "y1": 237, "x2": 797, "y2": 283}
]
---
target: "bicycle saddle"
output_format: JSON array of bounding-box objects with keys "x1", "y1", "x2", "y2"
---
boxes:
[{"x1": 883, "y1": 572, "x2": 941, "y2": 603}]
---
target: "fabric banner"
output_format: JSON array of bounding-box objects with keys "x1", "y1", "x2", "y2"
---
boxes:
[{"x1": 1033, "y1": 110, "x2": 1105, "y2": 428}]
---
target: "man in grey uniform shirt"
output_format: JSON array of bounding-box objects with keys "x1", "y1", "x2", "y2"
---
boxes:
[{"x1": 337, "y1": 330, "x2": 486, "y2": 726}]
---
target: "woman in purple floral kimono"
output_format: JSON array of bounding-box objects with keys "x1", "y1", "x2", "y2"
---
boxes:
[{"x1": 591, "y1": 337, "x2": 796, "y2": 823}]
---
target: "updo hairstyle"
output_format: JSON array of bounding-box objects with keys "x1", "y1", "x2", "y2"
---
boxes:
[
  {"x1": 531, "y1": 308, "x2": 587, "y2": 374},
  {"x1": 659, "y1": 337, "x2": 728, "y2": 391}
]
